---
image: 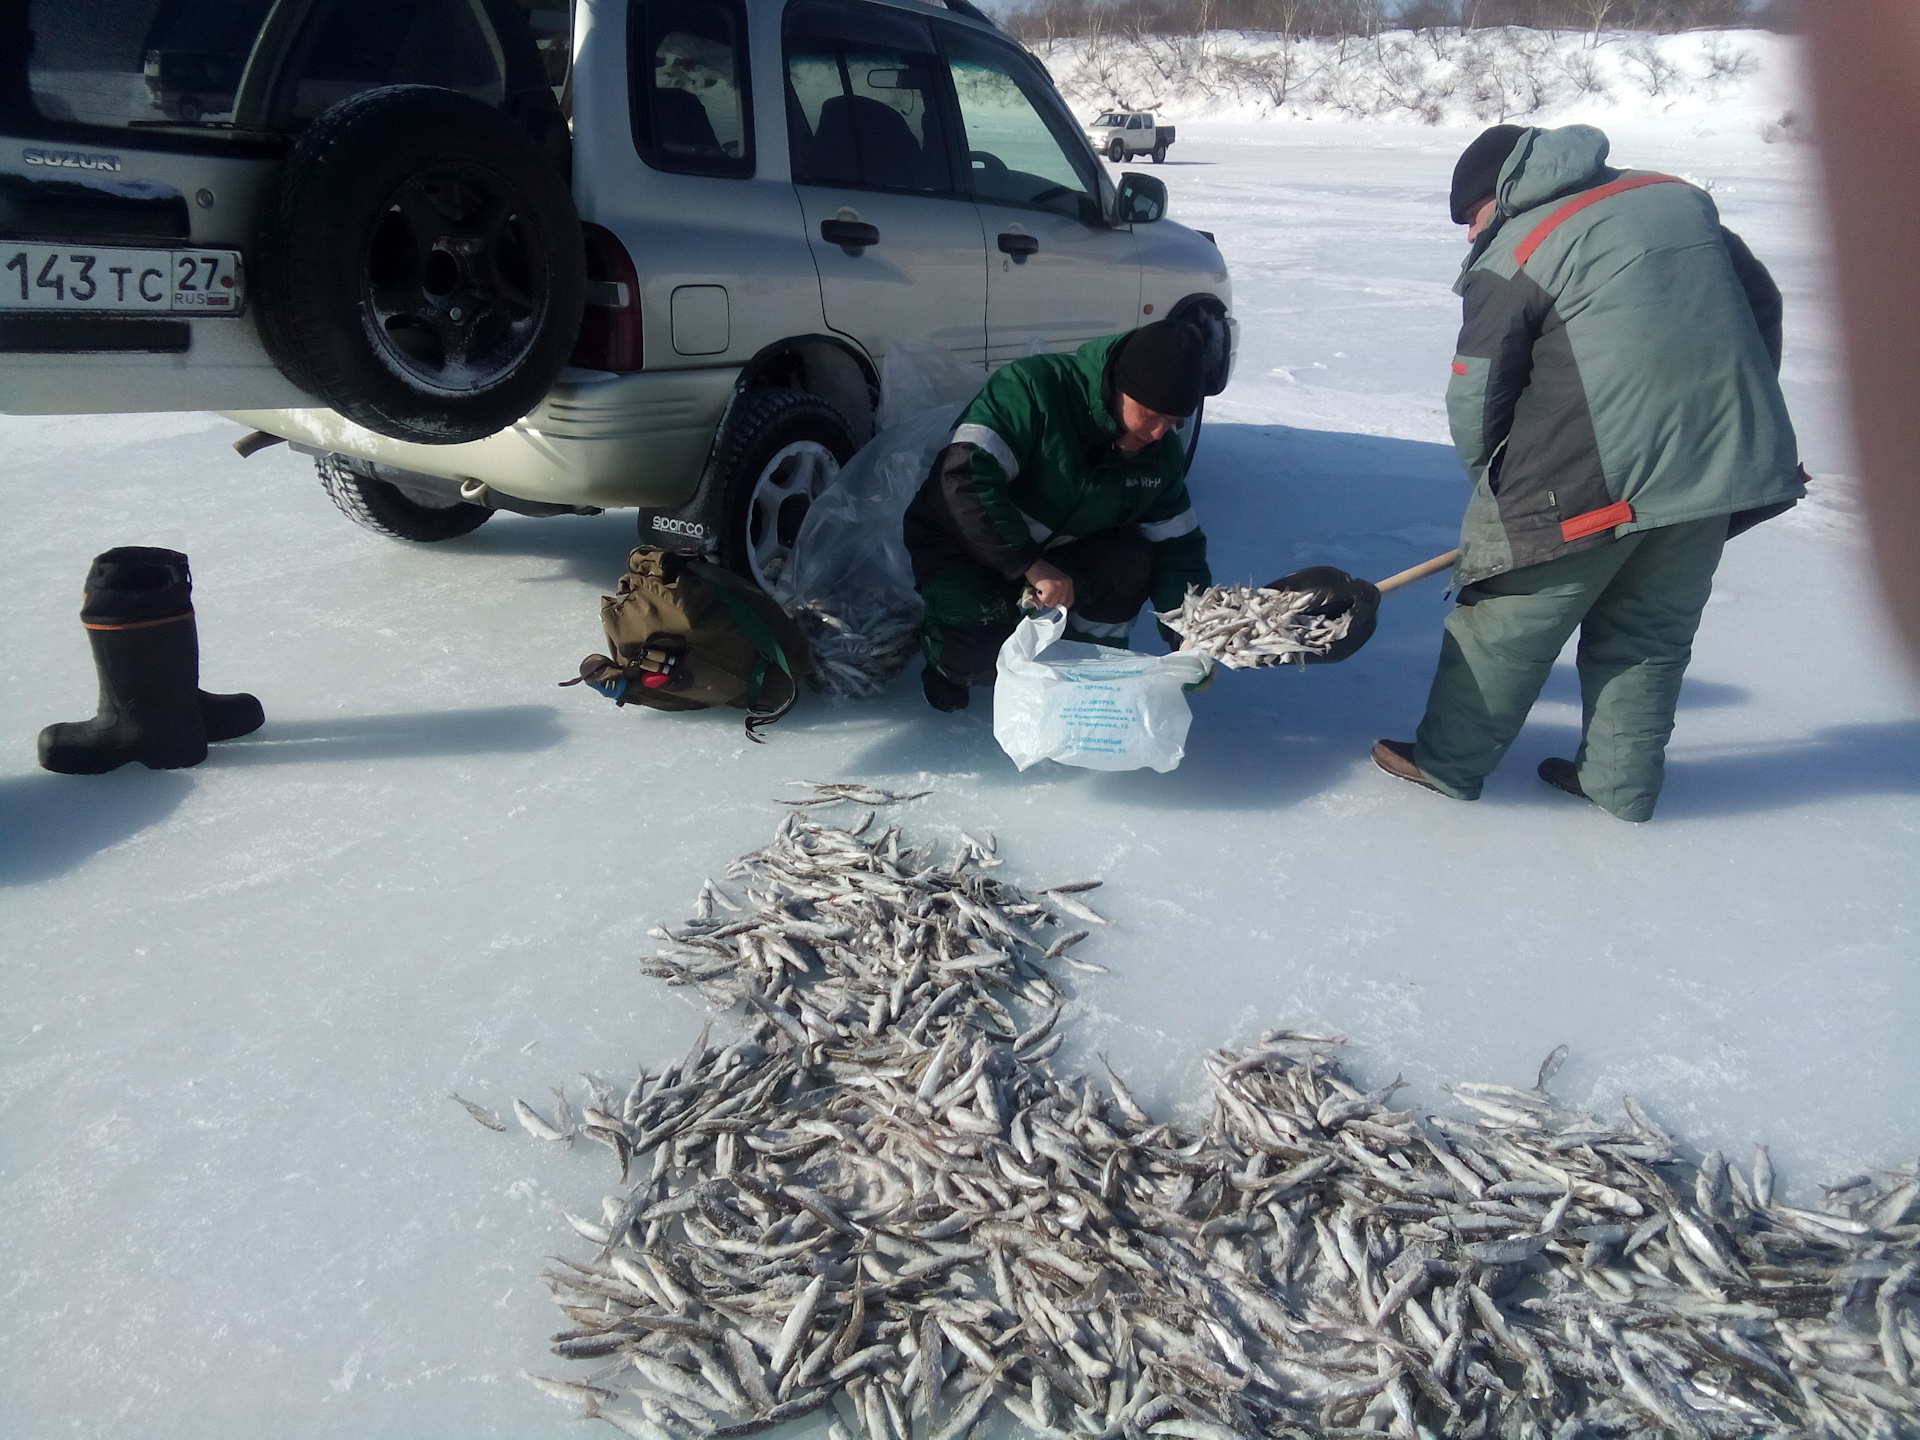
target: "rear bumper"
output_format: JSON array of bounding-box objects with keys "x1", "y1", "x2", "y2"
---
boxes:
[{"x1": 224, "y1": 365, "x2": 741, "y2": 509}]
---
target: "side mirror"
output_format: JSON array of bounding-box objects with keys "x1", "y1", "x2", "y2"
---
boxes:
[{"x1": 1117, "y1": 172, "x2": 1166, "y2": 224}]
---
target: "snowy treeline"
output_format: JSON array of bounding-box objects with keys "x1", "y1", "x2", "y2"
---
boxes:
[{"x1": 1028, "y1": 26, "x2": 1799, "y2": 127}]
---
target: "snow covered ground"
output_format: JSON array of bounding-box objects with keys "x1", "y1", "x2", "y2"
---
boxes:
[{"x1": 3, "y1": 43, "x2": 1917, "y2": 1440}]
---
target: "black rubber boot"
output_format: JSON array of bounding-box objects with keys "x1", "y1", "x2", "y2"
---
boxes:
[
  {"x1": 921, "y1": 666, "x2": 970, "y2": 713},
  {"x1": 1537, "y1": 756, "x2": 1589, "y2": 801},
  {"x1": 37, "y1": 547, "x2": 262, "y2": 774}
]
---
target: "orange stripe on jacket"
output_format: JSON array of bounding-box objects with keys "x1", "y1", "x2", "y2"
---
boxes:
[
  {"x1": 1559, "y1": 500, "x2": 1634, "y2": 543},
  {"x1": 1514, "y1": 174, "x2": 1686, "y2": 266}
]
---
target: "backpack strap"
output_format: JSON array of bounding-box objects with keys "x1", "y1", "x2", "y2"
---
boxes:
[{"x1": 707, "y1": 585, "x2": 799, "y2": 742}]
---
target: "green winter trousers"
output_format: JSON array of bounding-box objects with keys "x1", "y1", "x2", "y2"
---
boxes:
[{"x1": 1412, "y1": 516, "x2": 1726, "y2": 822}]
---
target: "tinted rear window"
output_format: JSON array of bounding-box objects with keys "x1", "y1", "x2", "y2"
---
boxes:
[{"x1": 15, "y1": 0, "x2": 273, "y2": 132}]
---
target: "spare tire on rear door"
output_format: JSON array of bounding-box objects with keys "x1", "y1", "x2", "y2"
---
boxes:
[{"x1": 254, "y1": 85, "x2": 585, "y2": 446}]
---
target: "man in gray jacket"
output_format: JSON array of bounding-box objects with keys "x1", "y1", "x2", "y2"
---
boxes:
[{"x1": 1374, "y1": 123, "x2": 1805, "y2": 822}]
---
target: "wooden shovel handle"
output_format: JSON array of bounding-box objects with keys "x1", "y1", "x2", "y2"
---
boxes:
[{"x1": 1375, "y1": 549, "x2": 1459, "y2": 595}]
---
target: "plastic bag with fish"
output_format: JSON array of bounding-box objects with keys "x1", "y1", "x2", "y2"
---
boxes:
[
  {"x1": 781, "y1": 341, "x2": 986, "y2": 698},
  {"x1": 993, "y1": 609, "x2": 1212, "y2": 773}
]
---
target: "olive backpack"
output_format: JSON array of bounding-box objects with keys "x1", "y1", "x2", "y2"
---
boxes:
[{"x1": 563, "y1": 547, "x2": 807, "y2": 740}]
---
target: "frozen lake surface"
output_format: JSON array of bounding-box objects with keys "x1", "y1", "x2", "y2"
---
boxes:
[{"x1": 3, "y1": 49, "x2": 1917, "y2": 1440}]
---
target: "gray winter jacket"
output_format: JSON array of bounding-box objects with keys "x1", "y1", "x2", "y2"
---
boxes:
[{"x1": 1445, "y1": 125, "x2": 1803, "y2": 585}]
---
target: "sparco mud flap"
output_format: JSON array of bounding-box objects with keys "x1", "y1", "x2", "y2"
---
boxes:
[{"x1": 992, "y1": 609, "x2": 1212, "y2": 773}]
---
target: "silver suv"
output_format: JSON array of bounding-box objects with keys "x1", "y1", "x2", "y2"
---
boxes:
[{"x1": 2, "y1": 0, "x2": 1232, "y2": 594}]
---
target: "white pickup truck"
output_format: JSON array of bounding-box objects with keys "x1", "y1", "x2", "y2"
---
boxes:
[{"x1": 1085, "y1": 111, "x2": 1175, "y2": 164}]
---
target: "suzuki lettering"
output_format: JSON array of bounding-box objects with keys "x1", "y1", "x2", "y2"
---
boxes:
[{"x1": 21, "y1": 147, "x2": 123, "y2": 172}]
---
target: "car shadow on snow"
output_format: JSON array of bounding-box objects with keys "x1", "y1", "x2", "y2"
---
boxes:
[
  {"x1": 839, "y1": 421, "x2": 1854, "y2": 813},
  {"x1": 445, "y1": 509, "x2": 650, "y2": 588},
  {"x1": 0, "y1": 768, "x2": 194, "y2": 887},
  {"x1": 199, "y1": 705, "x2": 565, "y2": 766},
  {"x1": 846, "y1": 422, "x2": 1471, "y2": 806}
]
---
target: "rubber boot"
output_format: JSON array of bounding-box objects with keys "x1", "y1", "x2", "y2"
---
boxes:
[{"x1": 37, "y1": 547, "x2": 262, "y2": 774}]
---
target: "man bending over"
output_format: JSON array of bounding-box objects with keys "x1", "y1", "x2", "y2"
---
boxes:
[{"x1": 903, "y1": 318, "x2": 1211, "y2": 713}]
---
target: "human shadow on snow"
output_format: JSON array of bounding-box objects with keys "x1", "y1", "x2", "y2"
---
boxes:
[
  {"x1": 0, "y1": 768, "x2": 193, "y2": 887},
  {"x1": 203, "y1": 705, "x2": 565, "y2": 766},
  {"x1": 1511, "y1": 718, "x2": 1920, "y2": 820}
]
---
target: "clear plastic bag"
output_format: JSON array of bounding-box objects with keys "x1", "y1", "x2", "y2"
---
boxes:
[
  {"x1": 782, "y1": 341, "x2": 987, "y2": 697},
  {"x1": 992, "y1": 610, "x2": 1213, "y2": 773}
]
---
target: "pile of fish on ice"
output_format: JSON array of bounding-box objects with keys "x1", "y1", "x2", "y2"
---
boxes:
[
  {"x1": 473, "y1": 786, "x2": 1919, "y2": 1440},
  {"x1": 1158, "y1": 586, "x2": 1354, "y2": 668}
]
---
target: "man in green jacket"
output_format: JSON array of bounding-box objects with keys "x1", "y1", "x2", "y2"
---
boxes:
[
  {"x1": 1374, "y1": 123, "x2": 1805, "y2": 821},
  {"x1": 903, "y1": 320, "x2": 1212, "y2": 712}
]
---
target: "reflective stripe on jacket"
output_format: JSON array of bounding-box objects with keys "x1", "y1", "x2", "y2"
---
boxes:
[{"x1": 902, "y1": 332, "x2": 1210, "y2": 616}]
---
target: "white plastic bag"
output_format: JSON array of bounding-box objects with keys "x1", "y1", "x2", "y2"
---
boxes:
[
  {"x1": 782, "y1": 341, "x2": 987, "y2": 697},
  {"x1": 992, "y1": 611, "x2": 1213, "y2": 773}
]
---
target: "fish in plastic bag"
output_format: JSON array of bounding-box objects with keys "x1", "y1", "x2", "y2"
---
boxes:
[{"x1": 782, "y1": 341, "x2": 987, "y2": 697}]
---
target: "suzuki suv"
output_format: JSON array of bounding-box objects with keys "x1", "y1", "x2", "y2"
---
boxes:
[{"x1": 2, "y1": 0, "x2": 1233, "y2": 598}]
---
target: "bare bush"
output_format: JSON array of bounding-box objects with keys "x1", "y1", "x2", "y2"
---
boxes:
[
  {"x1": 1557, "y1": 42, "x2": 1611, "y2": 96},
  {"x1": 1621, "y1": 36, "x2": 1678, "y2": 95},
  {"x1": 1697, "y1": 35, "x2": 1757, "y2": 92},
  {"x1": 1025, "y1": 23, "x2": 1757, "y2": 128},
  {"x1": 1216, "y1": 37, "x2": 1308, "y2": 107}
]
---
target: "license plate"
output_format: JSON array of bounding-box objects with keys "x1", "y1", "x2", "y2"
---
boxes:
[{"x1": 0, "y1": 244, "x2": 244, "y2": 314}]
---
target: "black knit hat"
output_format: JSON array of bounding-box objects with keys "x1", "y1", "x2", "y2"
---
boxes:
[
  {"x1": 1451, "y1": 124, "x2": 1525, "y2": 225},
  {"x1": 1112, "y1": 319, "x2": 1206, "y2": 419}
]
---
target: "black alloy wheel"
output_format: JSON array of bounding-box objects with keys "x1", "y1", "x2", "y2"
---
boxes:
[{"x1": 364, "y1": 164, "x2": 543, "y2": 392}]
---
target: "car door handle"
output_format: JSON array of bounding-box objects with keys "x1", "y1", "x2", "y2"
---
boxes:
[
  {"x1": 997, "y1": 232, "x2": 1039, "y2": 257},
  {"x1": 820, "y1": 219, "x2": 879, "y2": 248}
]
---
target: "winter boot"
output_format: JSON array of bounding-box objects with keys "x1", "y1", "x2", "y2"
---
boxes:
[
  {"x1": 1371, "y1": 739, "x2": 1448, "y2": 796},
  {"x1": 1537, "y1": 757, "x2": 1589, "y2": 801},
  {"x1": 37, "y1": 547, "x2": 262, "y2": 775},
  {"x1": 921, "y1": 666, "x2": 970, "y2": 713}
]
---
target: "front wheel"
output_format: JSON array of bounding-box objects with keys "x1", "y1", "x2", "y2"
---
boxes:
[
  {"x1": 1107, "y1": 139, "x2": 1124, "y2": 162},
  {"x1": 712, "y1": 389, "x2": 855, "y2": 600},
  {"x1": 315, "y1": 454, "x2": 493, "y2": 541}
]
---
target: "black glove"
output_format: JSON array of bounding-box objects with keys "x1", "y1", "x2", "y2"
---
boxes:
[{"x1": 1260, "y1": 566, "x2": 1381, "y2": 665}]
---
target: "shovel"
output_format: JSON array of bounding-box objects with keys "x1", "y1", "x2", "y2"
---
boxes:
[{"x1": 1253, "y1": 547, "x2": 1460, "y2": 665}]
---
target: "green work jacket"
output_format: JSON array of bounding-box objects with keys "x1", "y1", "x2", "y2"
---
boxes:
[{"x1": 902, "y1": 332, "x2": 1210, "y2": 615}]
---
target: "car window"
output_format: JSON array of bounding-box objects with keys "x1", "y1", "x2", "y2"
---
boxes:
[
  {"x1": 942, "y1": 27, "x2": 1097, "y2": 224},
  {"x1": 277, "y1": 0, "x2": 509, "y2": 125},
  {"x1": 629, "y1": 0, "x2": 753, "y2": 178},
  {"x1": 521, "y1": 3, "x2": 572, "y2": 99},
  {"x1": 15, "y1": 0, "x2": 273, "y2": 133},
  {"x1": 784, "y1": 3, "x2": 952, "y2": 196}
]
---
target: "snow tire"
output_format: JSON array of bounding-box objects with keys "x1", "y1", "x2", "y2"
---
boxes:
[
  {"x1": 1107, "y1": 138, "x2": 1124, "y2": 162},
  {"x1": 255, "y1": 85, "x2": 585, "y2": 446},
  {"x1": 1151, "y1": 143, "x2": 1167, "y2": 163},
  {"x1": 315, "y1": 454, "x2": 493, "y2": 542},
  {"x1": 712, "y1": 388, "x2": 855, "y2": 598}
]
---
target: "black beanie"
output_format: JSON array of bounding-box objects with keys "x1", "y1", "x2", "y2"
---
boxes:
[
  {"x1": 1112, "y1": 319, "x2": 1206, "y2": 419},
  {"x1": 1450, "y1": 124, "x2": 1525, "y2": 225}
]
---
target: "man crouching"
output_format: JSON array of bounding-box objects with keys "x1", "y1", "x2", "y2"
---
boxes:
[{"x1": 903, "y1": 318, "x2": 1211, "y2": 713}]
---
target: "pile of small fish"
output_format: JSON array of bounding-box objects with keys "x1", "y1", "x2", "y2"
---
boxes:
[
  {"x1": 489, "y1": 794, "x2": 1919, "y2": 1440},
  {"x1": 787, "y1": 597, "x2": 924, "y2": 699},
  {"x1": 1157, "y1": 586, "x2": 1354, "y2": 668}
]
